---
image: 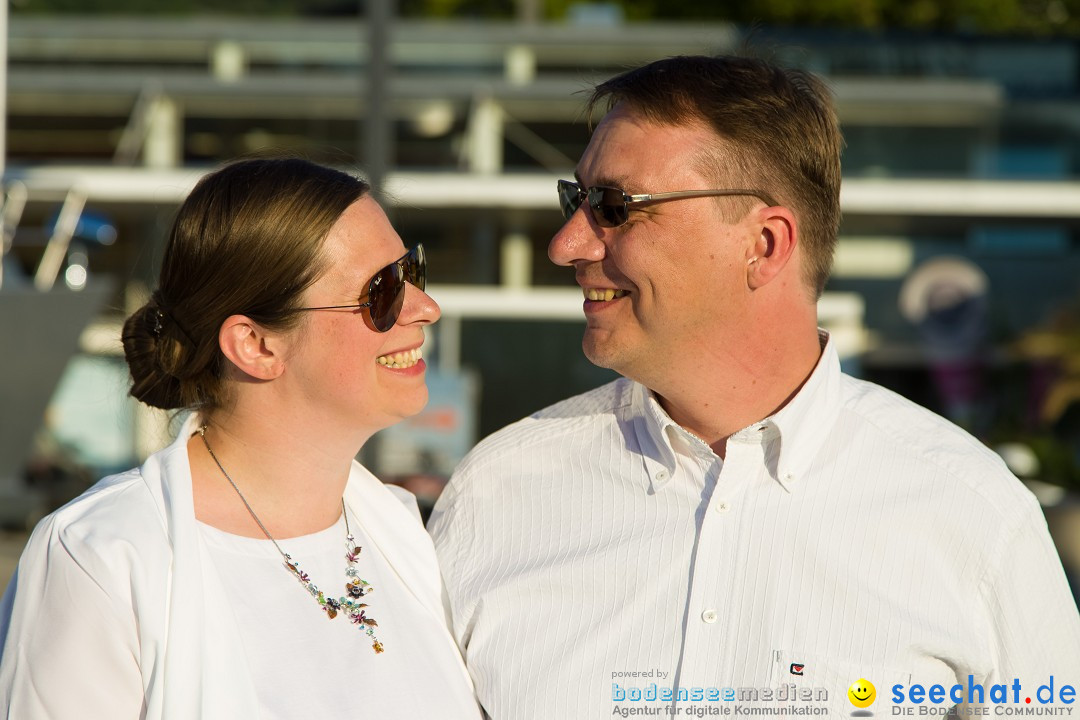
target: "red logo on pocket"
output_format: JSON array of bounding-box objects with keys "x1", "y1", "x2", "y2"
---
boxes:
[{"x1": 790, "y1": 663, "x2": 804, "y2": 676}]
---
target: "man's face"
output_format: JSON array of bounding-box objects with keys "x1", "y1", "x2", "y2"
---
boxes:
[{"x1": 549, "y1": 105, "x2": 761, "y2": 391}]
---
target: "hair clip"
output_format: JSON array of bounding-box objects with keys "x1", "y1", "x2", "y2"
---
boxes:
[{"x1": 151, "y1": 308, "x2": 165, "y2": 338}]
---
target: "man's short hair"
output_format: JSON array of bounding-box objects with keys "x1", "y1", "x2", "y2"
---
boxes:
[{"x1": 587, "y1": 55, "x2": 843, "y2": 299}]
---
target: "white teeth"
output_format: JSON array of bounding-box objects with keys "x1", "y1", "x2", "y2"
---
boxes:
[
  {"x1": 376, "y1": 347, "x2": 423, "y2": 369},
  {"x1": 584, "y1": 288, "x2": 628, "y2": 301}
]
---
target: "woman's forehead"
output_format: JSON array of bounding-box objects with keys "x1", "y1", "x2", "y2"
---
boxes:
[{"x1": 318, "y1": 198, "x2": 405, "y2": 283}]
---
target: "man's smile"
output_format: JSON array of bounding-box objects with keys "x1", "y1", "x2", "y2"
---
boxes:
[{"x1": 583, "y1": 288, "x2": 629, "y2": 302}]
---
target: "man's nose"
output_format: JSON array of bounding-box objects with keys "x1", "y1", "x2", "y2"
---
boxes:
[{"x1": 548, "y1": 205, "x2": 606, "y2": 267}]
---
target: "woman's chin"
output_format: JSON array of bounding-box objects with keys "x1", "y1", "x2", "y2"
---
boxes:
[{"x1": 390, "y1": 389, "x2": 431, "y2": 425}]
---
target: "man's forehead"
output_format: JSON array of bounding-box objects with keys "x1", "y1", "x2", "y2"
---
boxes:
[{"x1": 576, "y1": 107, "x2": 720, "y2": 189}]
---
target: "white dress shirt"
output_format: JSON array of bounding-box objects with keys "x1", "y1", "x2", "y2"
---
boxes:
[
  {"x1": 0, "y1": 415, "x2": 480, "y2": 720},
  {"x1": 430, "y1": 333, "x2": 1080, "y2": 719}
]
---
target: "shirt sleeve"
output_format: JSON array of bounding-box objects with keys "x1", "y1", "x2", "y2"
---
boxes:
[
  {"x1": 0, "y1": 516, "x2": 144, "y2": 719},
  {"x1": 428, "y1": 476, "x2": 476, "y2": 653},
  {"x1": 978, "y1": 495, "x2": 1080, "y2": 686}
]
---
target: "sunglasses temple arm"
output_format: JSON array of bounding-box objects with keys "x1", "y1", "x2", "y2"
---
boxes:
[{"x1": 629, "y1": 189, "x2": 779, "y2": 206}]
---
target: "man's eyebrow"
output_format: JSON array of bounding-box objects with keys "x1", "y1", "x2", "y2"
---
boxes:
[{"x1": 574, "y1": 172, "x2": 636, "y2": 191}]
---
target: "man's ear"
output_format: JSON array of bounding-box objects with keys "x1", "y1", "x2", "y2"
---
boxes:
[
  {"x1": 218, "y1": 315, "x2": 287, "y2": 380},
  {"x1": 746, "y1": 206, "x2": 798, "y2": 290}
]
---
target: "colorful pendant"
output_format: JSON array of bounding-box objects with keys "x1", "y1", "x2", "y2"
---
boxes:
[{"x1": 282, "y1": 531, "x2": 383, "y2": 653}]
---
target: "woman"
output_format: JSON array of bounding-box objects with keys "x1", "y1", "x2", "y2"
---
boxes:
[{"x1": 0, "y1": 158, "x2": 481, "y2": 719}]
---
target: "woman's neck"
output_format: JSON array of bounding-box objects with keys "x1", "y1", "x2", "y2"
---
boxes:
[{"x1": 188, "y1": 405, "x2": 366, "y2": 538}]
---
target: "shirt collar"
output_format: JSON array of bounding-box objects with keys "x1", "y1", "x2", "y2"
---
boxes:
[{"x1": 631, "y1": 329, "x2": 843, "y2": 494}]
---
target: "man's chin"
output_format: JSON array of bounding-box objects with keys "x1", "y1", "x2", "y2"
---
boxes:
[{"x1": 582, "y1": 335, "x2": 629, "y2": 374}]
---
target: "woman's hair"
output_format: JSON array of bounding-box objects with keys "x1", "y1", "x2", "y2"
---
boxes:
[{"x1": 122, "y1": 157, "x2": 370, "y2": 410}]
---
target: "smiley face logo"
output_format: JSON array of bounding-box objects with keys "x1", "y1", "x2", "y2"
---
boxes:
[{"x1": 848, "y1": 679, "x2": 876, "y2": 708}]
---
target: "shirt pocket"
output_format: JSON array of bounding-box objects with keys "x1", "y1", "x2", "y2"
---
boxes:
[{"x1": 767, "y1": 649, "x2": 914, "y2": 714}]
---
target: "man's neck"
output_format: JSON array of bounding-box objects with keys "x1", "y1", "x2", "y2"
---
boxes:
[{"x1": 651, "y1": 325, "x2": 824, "y2": 459}]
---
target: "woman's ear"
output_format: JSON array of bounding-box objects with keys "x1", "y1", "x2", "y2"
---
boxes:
[
  {"x1": 218, "y1": 315, "x2": 287, "y2": 380},
  {"x1": 746, "y1": 205, "x2": 798, "y2": 290}
]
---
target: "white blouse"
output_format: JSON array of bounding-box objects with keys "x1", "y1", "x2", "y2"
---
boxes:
[
  {"x1": 0, "y1": 415, "x2": 481, "y2": 720},
  {"x1": 199, "y1": 512, "x2": 479, "y2": 719}
]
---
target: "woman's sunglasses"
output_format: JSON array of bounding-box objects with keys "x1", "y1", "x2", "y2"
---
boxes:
[
  {"x1": 557, "y1": 179, "x2": 778, "y2": 228},
  {"x1": 295, "y1": 243, "x2": 425, "y2": 332}
]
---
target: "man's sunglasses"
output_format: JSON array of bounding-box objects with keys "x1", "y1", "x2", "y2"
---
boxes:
[
  {"x1": 294, "y1": 243, "x2": 425, "y2": 332},
  {"x1": 557, "y1": 179, "x2": 779, "y2": 228}
]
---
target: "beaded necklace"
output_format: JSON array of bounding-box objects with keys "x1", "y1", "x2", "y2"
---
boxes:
[{"x1": 198, "y1": 425, "x2": 384, "y2": 654}]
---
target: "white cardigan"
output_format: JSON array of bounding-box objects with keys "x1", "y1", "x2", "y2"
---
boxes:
[{"x1": 0, "y1": 417, "x2": 475, "y2": 719}]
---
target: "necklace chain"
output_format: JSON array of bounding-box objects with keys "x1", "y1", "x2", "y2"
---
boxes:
[{"x1": 198, "y1": 424, "x2": 384, "y2": 654}]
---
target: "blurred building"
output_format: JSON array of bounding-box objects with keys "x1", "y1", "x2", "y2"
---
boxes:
[{"x1": 3, "y1": 14, "x2": 1080, "y2": 511}]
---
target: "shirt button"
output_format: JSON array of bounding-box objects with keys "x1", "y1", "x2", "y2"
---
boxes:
[
  {"x1": 654, "y1": 470, "x2": 670, "y2": 484},
  {"x1": 701, "y1": 609, "x2": 718, "y2": 624},
  {"x1": 784, "y1": 472, "x2": 795, "y2": 482},
  {"x1": 714, "y1": 500, "x2": 731, "y2": 513}
]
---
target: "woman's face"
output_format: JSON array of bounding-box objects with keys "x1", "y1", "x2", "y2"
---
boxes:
[{"x1": 285, "y1": 196, "x2": 440, "y2": 434}]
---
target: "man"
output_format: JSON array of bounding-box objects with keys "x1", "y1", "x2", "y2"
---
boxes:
[{"x1": 429, "y1": 56, "x2": 1080, "y2": 718}]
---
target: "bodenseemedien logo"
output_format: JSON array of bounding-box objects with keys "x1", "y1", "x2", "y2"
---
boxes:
[
  {"x1": 849, "y1": 679, "x2": 877, "y2": 716},
  {"x1": 610, "y1": 681, "x2": 831, "y2": 716}
]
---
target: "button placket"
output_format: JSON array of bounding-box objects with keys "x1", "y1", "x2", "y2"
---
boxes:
[
  {"x1": 679, "y1": 456, "x2": 728, "y2": 672},
  {"x1": 681, "y1": 439, "x2": 760, "y2": 669}
]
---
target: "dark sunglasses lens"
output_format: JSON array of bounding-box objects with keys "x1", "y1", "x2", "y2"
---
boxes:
[
  {"x1": 558, "y1": 181, "x2": 584, "y2": 220},
  {"x1": 588, "y1": 186, "x2": 627, "y2": 227},
  {"x1": 406, "y1": 244, "x2": 426, "y2": 291},
  {"x1": 367, "y1": 264, "x2": 406, "y2": 332}
]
